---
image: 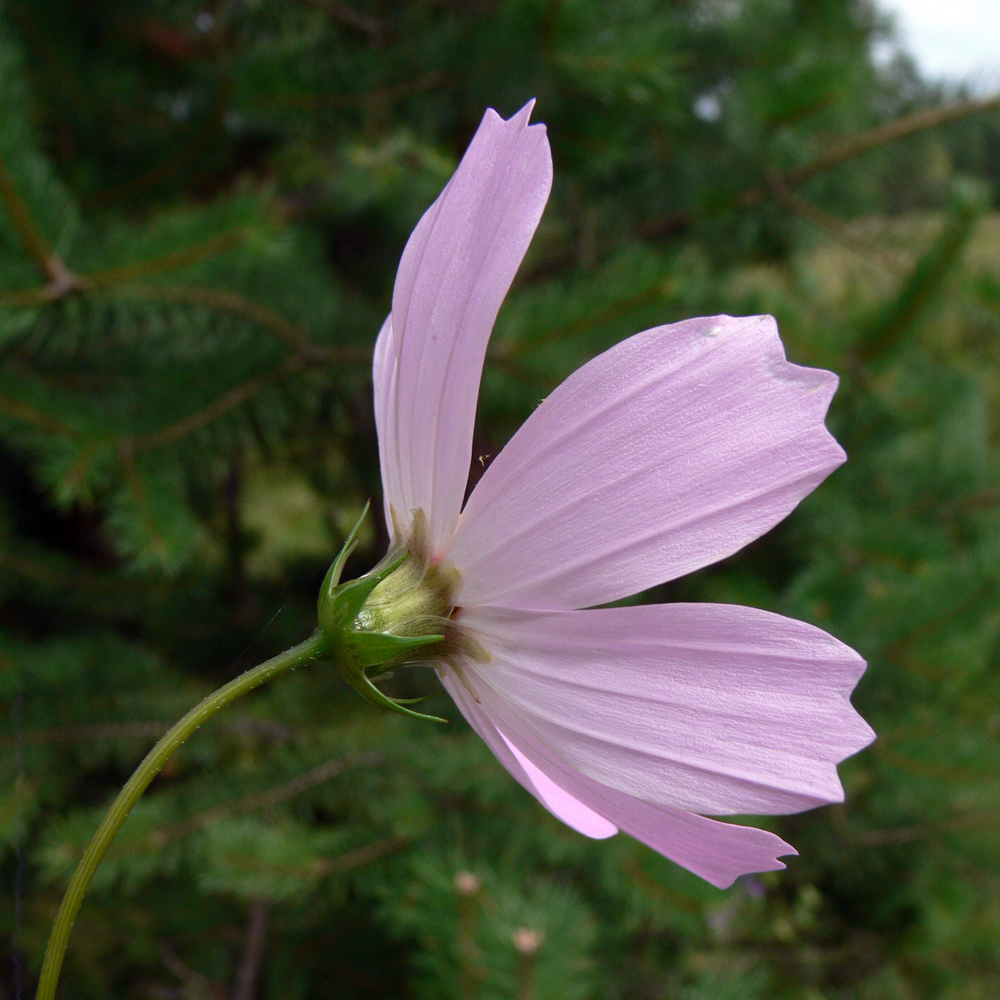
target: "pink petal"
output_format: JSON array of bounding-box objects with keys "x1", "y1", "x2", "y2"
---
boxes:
[
  {"x1": 372, "y1": 314, "x2": 396, "y2": 479},
  {"x1": 438, "y1": 668, "x2": 618, "y2": 838},
  {"x1": 449, "y1": 676, "x2": 796, "y2": 888},
  {"x1": 446, "y1": 315, "x2": 845, "y2": 608},
  {"x1": 512, "y1": 731, "x2": 797, "y2": 890},
  {"x1": 457, "y1": 603, "x2": 874, "y2": 816},
  {"x1": 373, "y1": 103, "x2": 552, "y2": 553}
]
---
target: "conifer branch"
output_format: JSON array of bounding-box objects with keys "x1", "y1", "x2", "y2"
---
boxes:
[
  {"x1": 129, "y1": 354, "x2": 305, "y2": 452},
  {"x1": 769, "y1": 180, "x2": 906, "y2": 274},
  {"x1": 855, "y1": 805, "x2": 1000, "y2": 846},
  {"x1": 60, "y1": 439, "x2": 106, "y2": 499},
  {"x1": 133, "y1": 752, "x2": 384, "y2": 850},
  {"x1": 121, "y1": 281, "x2": 319, "y2": 355},
  {"x1": 86, "y1": 68, "x2": 234, "y2": 210},
  {"x1": 0, "y1": 148, "x2": 55, "y2": 274},
  {"x1": 117, "y1": 444, "x2": 169, "y2": 557},
  {"x1": 0, "y1": 319, "x2": 360, "y2": 453},
  {"x1": 86, "y1": 230, "x2": 248, "y2": 289},
  {"x1": 313, "y1": 834, "x2": 410, "y2": 874},
  {"x1": 295, "y1": 0, "x2": 384, "y2": 39},
  {"x1": 0, "y1": 150, "x2": 86, "y2": 296},
  {"x1": 127, "y1": 338, "x2": 366, "y2": 453},
  {"x1": 0, "y1": 717, "x2": 297, "y2": 751},
  {"x1": 35, "y1": 632, "x2": 330, "y2": 1000},
  {"x1": 642, "y1": 92, "x2": 1000, "y2": 238},
  {"x1": 0, "y1": 389, "x2": 78, "y2": 436}
]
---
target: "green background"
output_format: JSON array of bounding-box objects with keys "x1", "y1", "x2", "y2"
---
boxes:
[{"x1": 2, "y1": 1, "x2": 999, "y2": 997}]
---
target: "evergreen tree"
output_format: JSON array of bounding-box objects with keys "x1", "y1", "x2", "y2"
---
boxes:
[{"x1": 3, "y1": 1, "x2": 999, "y2": 997}]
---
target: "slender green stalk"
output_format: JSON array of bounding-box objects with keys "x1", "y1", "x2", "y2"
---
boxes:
[{"x1": 35, "y1": 630, "x2": 329, "y2": 1000}]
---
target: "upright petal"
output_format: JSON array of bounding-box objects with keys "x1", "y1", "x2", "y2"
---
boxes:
[
  {"x1": 457, "y1": 602, "x2": 873, "y2": 816},
  {"x1": 374, "y1": 104, "x2": 552, "y2": 554},
  {"x1": 454, "y1": 675, "x2": 797, "y2": 889},
  {"x1": 447, "y1": 315, "x2": 845, "y2": 609}
]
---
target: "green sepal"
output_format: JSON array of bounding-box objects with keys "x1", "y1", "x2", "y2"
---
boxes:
[
  {"x1": 337, "y1": 631, "x2": 447, "y2": 721},
  {"x1": 317, "y1": 505, "x2": 448, "y2": 723},
  {"x1": 317, "y1": 504, "x2": 408, "y2": 638},
  {"x1": 348, "y1": 667, "x2": 448, "y2": 723},
  {"x1": 318, "y1": 549, "x2": 407, "y2": 635},
  {"x1": 344, "y1": 630, "x2": 445, "y2": 669},
  {"x1": 319, "y1": 501, "x2": 370, "y2": 600}
]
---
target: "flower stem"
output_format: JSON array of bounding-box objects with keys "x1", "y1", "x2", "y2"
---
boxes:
[{"x1": 35, "y1": 630, "x2": 329, "y2": 1000}]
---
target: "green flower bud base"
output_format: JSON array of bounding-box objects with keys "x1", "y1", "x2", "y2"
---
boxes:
[{"x1": 317, "y1": 506, "x2": 460, "y2": 723}]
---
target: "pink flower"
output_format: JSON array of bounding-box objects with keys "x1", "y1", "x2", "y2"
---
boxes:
[{"x1": 370, "y1": 103, "x2": 873, "y2": 888}]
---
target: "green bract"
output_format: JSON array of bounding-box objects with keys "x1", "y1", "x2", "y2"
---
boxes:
[{"x1": 317, "y1": 506, "x2": 459, "y2": 722}]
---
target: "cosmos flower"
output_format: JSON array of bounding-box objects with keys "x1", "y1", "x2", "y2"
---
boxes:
[{"x1": 344, "y1": 102, "x2": 873, "y2": 888}]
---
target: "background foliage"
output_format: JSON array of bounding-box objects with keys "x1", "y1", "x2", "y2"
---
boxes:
[{"x1": 2, "y1": 1, "x2": 999, "y2": 997}]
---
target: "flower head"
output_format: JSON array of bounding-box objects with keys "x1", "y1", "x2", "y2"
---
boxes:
[{"x1": 342, "y1": 102, "x2": 873, "y2": 888}]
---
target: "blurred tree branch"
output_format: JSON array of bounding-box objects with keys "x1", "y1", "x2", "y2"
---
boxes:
[{"x1": 642, "y1": 92, "x2": 1000, "y2": 239}]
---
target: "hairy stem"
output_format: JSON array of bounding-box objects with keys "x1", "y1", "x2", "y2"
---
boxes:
[{"x1": 35, "y1": 630, "x2": 329, "y2": 1000}]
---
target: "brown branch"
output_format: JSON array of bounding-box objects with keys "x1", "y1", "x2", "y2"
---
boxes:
[
  {"x1": 0, "y1": 721, "x2": 168, "y2": 751},
  {"x1": 0, "y1": 149, "x2": 87, "y2": 295},
  {"x1": 117, "y1": 442, "x2": 169, "y2": 557},
  {"x1": 160, "y1": 943, "x2": 223, "y2": 997},
  {"x1": 0, "y1": 230, "x2": 245, "y2": 306},
  {"x1": 129, "y1": 354, "x2": 305, "y2": 452},
  {"x1": 643, "y1": 92, "x2": 1000, "y2": 239},
  {"x1": 0, "y1": 717, "x2": 296, "y2": 752},
  {"x1": 254, "y1": 71, "x2": 443, "y2": 111},
  {"x1": 0, "y1": 286, "x2": 60, "y2": 307},
  {"x1": 854, "y1": 805, "x2": 1000, "y2": 846},
  {"x1": 0, "y1": 149, "x2": 55, "y2": 274},
  {"x1": 120, "y1": 282, "x2": 320, "y2": 355},
  {"x1": 0, "y1": 343, "x2": 362, "y2": 455},
  {"x1": 232, "y1": 900, "x2": 269, "y2": 1000},
  {"x1": 139, "y1": 752, "x2": 384, "y2": 850},
  {"x1": 0, "y1": 389, "x2": 78, "y2": 436},
  {"x1": 127, "y1": 338, "x2": 367, "y2": 454},
  {"x1": 86, "y1": 230, "x2": 248, "y2": 290},
  {"x1": 769, "y1": 180, "x2": 907, "y2": 274},
  {"x1": 86, "y1": 75, "x2": 234, "y2": 211},
  {"x1": 942, "y1": 488, "x2": 1000, "y2": 515},
  {"x1": 781, "y1": 93, "x2": 1000, "y2": 192},
  {"x1": 312, "y1": 835, "x2": 409, "y2": 875},
  {"x1": 28, "y1": 753, "x2": 388, "y2": 871},
  {"x1": 295, "y1": 0, "x2": 384, "y2": 39}
]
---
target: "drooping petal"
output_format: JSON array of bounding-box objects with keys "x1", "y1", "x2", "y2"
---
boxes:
[
  {"x1": 447, "y1": 315, "x2": 845, "y2": 609},
  {"x1": 456, "y1": 602, "x2": 874, "y2": 816},
  {"x1": 448, "y1": 671, "x2": 796, "y2": 888},
  {"x1": 374, "y1": 103, "x2": 552, "y2": 554},
  {"x1": 438, "y1": 668, "x2": 618, "y2": 838}
]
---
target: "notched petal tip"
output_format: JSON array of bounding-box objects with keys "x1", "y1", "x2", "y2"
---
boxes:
[
  {"x1": 497, "y1": 98, "x2": 537, "y2": 126},
  {"x1": 459, "y1": 604, "x2": 874, "y2": 818},
  {"x1": 450, "y1": 311, "x2": 854, "y2": 610}
]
